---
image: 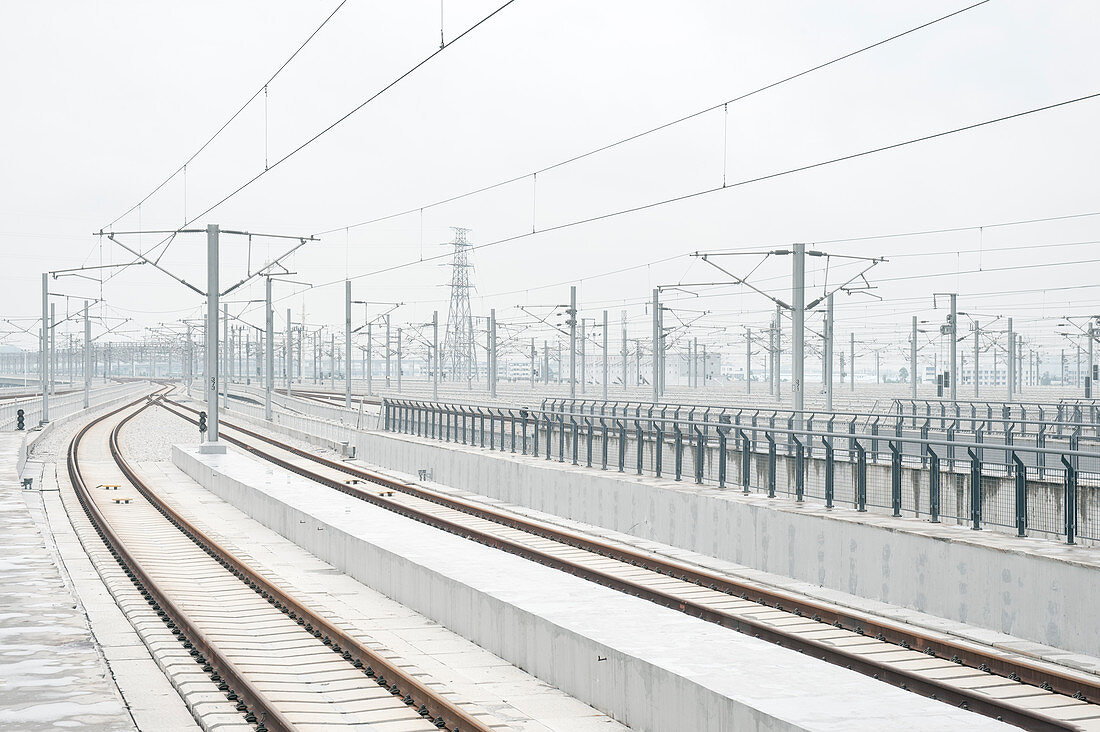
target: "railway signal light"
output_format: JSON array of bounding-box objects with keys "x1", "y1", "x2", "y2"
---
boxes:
[
  {"x1": 16, "y1": 409, "x2": 24, "y2": 430},
  {"x1": 198, "y1": 411, "x2": 207, "y2": 434}
]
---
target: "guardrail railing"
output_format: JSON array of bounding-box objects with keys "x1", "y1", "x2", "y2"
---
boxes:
[
  {"x1": 535, "y1": 398, "x2": 1100, "y2": 443},
  {"x1": 2, "y1": 381, "x2": 145, "y2": 431},
  {"x1": 383, "y1": 398, "x2": 1100, "y2": 546}
]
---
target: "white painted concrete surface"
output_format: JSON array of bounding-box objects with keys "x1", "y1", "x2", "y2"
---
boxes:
[
  {"x1": 0, "y1": 432, "x2": 137, "y2": 731},
  {"x1": 176, "y1": 444, "x2": 1012, "y2": 732},
  {"x1": 355, "y1": 429, "x2": 1100, "y2": 659},
  {"x1": 132, "y1": 449, "x2": 624, "y2": 732}
]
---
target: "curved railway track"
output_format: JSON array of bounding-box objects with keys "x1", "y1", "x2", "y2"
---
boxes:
[
  {"x1": 160, "y1": 396, "x2": 1100, "y2": 731},
  {"x1": 67, "y1": 389, "x2": 494, "y2": 732},
  {"x1": 280, "y1": 389, "x2": 381, "y2": 407}
]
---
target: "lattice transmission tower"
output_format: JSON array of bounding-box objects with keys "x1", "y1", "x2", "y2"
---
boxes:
[{"x1": 442, "y1": 227, "x2": 476, "y2": 383}]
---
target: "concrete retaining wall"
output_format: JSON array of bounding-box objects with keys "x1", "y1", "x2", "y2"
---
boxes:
[
  {"x1": 174, "y1": 445, "x2": 1008, "y2": 732},
  {"x1": 356, "y1": 428, "x2": 1100, "y2": 658}
]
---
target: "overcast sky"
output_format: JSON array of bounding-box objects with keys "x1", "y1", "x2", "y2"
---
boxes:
[{"x1": 3, "y1": 0, "x2": 1099, "y2": 372}]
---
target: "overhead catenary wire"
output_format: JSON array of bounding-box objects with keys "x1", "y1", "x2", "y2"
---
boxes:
[
  {"x1": 315, "y1": 0, "x2": 993, "y2": 237},
  {"x1": 285, "y1": 89, "x2": 1100, "y2": 303},
  {"x1": 100, "y1": 0, "x2": 520, "y2": 288},
  {"x1": 177, "y1": 0, "x2": 519, "y2": 234},
  {"x1": 103, "y1": 0, "x2": 350, "y2": 231}
]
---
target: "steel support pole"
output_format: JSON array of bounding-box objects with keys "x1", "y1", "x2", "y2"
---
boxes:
[
  {"x1": 490, "y1": 309, "x2": 496, "y2": 398},
  {"x1": 570, "y1": 286, "x2": 577, "y2": 398},
  {"x1": 396, "y1": 328, "x2": 402, "y2": 392},
  {"x1": 286, "y1": 310, "x2": 293, "y2": 396},
  {"x1": 83, "y1": 301, "x2": 90, "y2": 408},
  {"x1": 850, "y1": 331, "x2": 855, "y2": 392},
  {"x1": 949, "y1": 293, "x2": 957, "y2": 402},
  {"x1": 911, "y1": 316, "x2": 918, "y2": 400},
  {"x1": 226, "y1": 319, "x2": 232, "y2": 386},
  {"x1": 484, "y1": 318, "x2": 491, "y2": 392},
  {"x1": 826, "y1": 294, "x2": 834, "y2": 411},
  {"x1": 49, "y1": 301, "x2": 57, "y2": 394},
  {"x1": 658, "y1": 306, "x2": 665, "y2": 395},
  {"x1": 40, "y1": 273, "x2": 48, "y2": 422},
  {"x1": 264, "y1": 278, "x2": 273, "y2": 420},
  {"x1": 432, "y1": 311, "x2": 439, "y2": 400},
  {"x1": 185, "y1": 323, "x2": 193, "y2": 396},
  {"x1": 329, "y1": 332, "x2": 334, "y2": 391},
  {"x1": 366, "y1": 323, "x2": 373, "y2": 396},
  {"x1": 1018, "y1": 335, "x2": 1023, "y2": 393},
  {"x1": 651, "y1": 289, "x2": 659, "y2": 403},
  {"x1": 686, "y1": 339, "x2": 695, "y2": 391},
  {"x1": 775, "y1": 302, "x2": 782, "y2": 399},
  {"x1": 773, "y1": 318, "x2": 780, "y2": 396},
  {"x1": 222, "y1": 303, "x2": 229, "y2": 408},
  {"x1": 602, "y1": 309, "x2": 608, "y2": 401},
  {"x1": 746, "y1": 327, "x2": 752, "y2": 394},
  {"x1": 1007, "y1": 317, "x2": 1015, "y2": 401},
  {"x1": 580, "y1": 317, "x2": 586, "y2": 394},
  {"x1": 345, "y1": 280, "x2": 352, "y2": 408},
  {"x1": 49, "y1": 303, "x2": 56, "y2": 395},
  {"x1": 1088, "y1": 321, "x2": 1095, "y2": 397},
  {"x1": 203, "y1": 224, "x2": 221, "y2": 449},
  {"x1": 791, "y1": 243, "x2": 805, "y2": 429},
  {"x1": 974, "y1": 321, "x2": 980, "y2": 398},
  {"x1": 384, "y1": 316, "x2": 391, "y2": 388},
  {"x1": 529, "y1": 337, "x2": 535, "y2": 390},
  {"x1": 634, "y1": 340, "x2": 640, "y2": 386},
  {"x1": 621, "y1": 311, "x2": 628, "y2": 391}
]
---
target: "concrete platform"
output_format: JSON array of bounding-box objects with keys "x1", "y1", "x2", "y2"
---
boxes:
[
  {"x1": 129, "y1": 453, "x2": 624, "y2": 732},
  {"x1": 355, "y1": 428, "x2": 1100, "y2": 659},
  {"x1": 0, "y1": 432, "x2": 136, "y2": 731},
  {"x1": 175, "y1": 443, "x2": 1014, "y2": 732}
]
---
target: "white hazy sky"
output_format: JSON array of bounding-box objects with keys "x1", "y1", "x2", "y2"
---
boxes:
[{"x1": 3, "y1": 0, "x2": 1099, "y2": 373}]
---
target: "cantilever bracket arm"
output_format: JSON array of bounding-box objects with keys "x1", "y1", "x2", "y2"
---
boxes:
[
  {"x1": 696, "y1": 255, "x2": 792, "y2": 310},
  {"x1": 805, "y1": 260, "x2": 885, "y2": 310},
  {"x1": 91, "y1": 317, "x2": 133, "y2": 342},
  {"x1": 221, "y1": 237, "x2": 314, "y2": 297},
  {"x1": 517, "y1": 305, "x2": 569, "y2": 338},
  {"x1": 106, "y1": 235, "x2": 205, "y2": 296}
]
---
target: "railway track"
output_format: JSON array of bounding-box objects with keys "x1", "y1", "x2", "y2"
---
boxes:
[
  {"x1": 159, "y1": 397, "x2": 1100, "y2": 731},
  {"x1": 1, "y1": 386, "x2": 81, "y2": 402},
  {"x1": 67, "y1": 389, "x2": 496, "y2": 732},
  {"x1": 280, "y1": 388, "x2": 381, "y2": 407}
]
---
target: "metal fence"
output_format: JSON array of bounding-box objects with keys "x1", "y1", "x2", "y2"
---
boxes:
[
  {"x1": 383, "y1": 398, "x2": 1100, "y2": 546},
  {"x1": 538, "y1": 398, "x2": 1100, "y2": 443},
  {"x1": 2, "y1": 381, "x2": 145, "y2": 431}
]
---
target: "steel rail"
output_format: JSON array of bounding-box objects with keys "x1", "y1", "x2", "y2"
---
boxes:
[
  {"x1": 71, "y1": 391, "x2": 491, "y2": 732},
  {"x1": 161, "y1": 397, "x2": 1094, "y2": 730},
  {"x1": 109, "y1": 397, "x2": 493, "y2": 732},
  {"x1": 278, "y1": 388, "x2": 381, "y2": 406},
  {"x1": 67, "y1": 391, "x2": 295, "y2": 732}
]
